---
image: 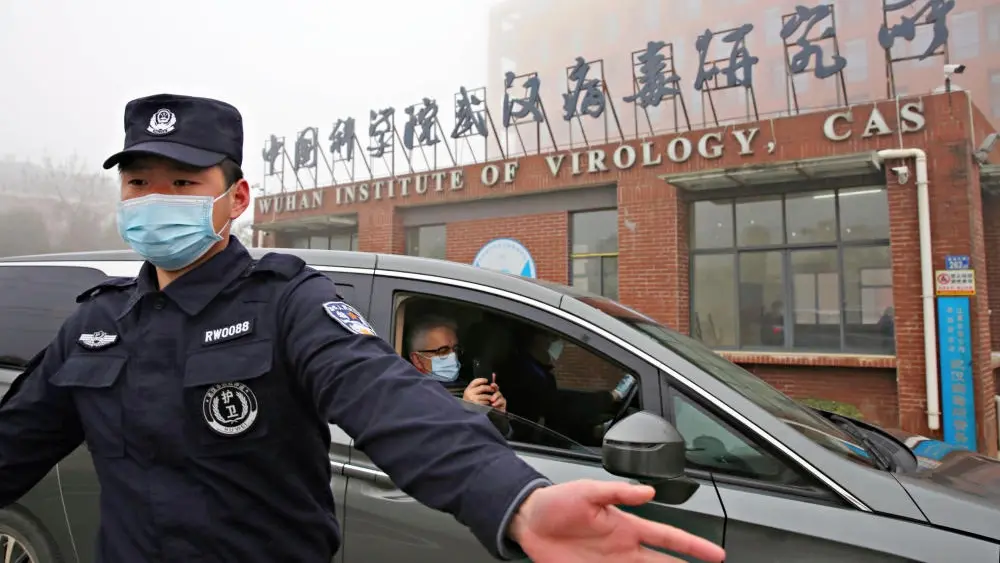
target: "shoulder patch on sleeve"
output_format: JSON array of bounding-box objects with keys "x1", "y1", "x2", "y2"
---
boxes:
[
  {"x1": 322, "y1": 301, "x2": 377, "y2": 336},
  {"x1": 75, "y1": 276, "x2": 137, "y2": 303},
  {"x1": 248, "y1": 252, "x2": 307, "y2": 280}
]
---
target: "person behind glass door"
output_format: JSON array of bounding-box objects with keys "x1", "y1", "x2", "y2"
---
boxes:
[{"x1": 761, "y1": 300, "x2": 784, "y2": 346}]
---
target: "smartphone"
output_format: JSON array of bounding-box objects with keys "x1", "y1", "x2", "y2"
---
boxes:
[{"x1": 473, "y1": 359, "x2": 493, "y2": 383}]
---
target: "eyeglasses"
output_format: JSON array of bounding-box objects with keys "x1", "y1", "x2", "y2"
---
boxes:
[{"x1": 416, "y1": 345, "x2": 462, "y2": 358}]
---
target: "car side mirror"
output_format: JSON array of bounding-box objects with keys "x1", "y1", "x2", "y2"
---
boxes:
[{"x1": 602, "y1": 411, "x2": 699, "y2": 505}]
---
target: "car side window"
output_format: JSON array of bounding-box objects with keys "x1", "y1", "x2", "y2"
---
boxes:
[
  {"x1": 669, "y1": 388, "x2": 814, "y2": 488},
  {"x1": 0, "y1": 265, "x2": 111, "y2": 367},
  {"x1": 392, "y1": 292, "x2": 644, "y2": 454}
]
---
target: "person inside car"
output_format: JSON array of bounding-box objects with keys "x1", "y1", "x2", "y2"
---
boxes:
[
  {"x1": 496, "y1": 327, "x2": 632, "y2": 446},
  {"x1": 407, "y1": 315, "x2": 506, "y2": 412}
]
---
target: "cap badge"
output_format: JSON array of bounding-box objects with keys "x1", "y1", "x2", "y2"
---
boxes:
[{"x1": 147, "y1": 108, "x2": 177, "y2": 136}]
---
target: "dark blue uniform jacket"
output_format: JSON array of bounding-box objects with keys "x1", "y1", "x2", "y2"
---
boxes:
[{"x1": 0, "y1": 238, "x2": 548, "y2": 563}]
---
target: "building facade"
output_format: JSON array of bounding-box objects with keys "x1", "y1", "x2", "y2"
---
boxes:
[
  {"x1": 254, "y1": 91, "x2": 1000, "y2": 456},
  {"x1": 487, "y1": 0, "x2": 1000, "y2": 153}
]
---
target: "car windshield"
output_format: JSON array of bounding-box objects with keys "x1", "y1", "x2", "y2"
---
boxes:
[{"x1": 572, "y1": 295, "x2": 873, "y2": 466}]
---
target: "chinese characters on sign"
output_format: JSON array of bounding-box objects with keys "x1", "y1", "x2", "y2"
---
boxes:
[
  {"x1": 935, "y1": 269, "x2": 976, "y2": 296},
  {"x1": 694, "y1": 25, "x2": 758, "y2": 91},
  {"x1": 879, "y1": 0, "x2": 954, "y2": 61},
  {"x1": 258, "y1": 1, "x2": 953, "y2": 194},
  {"x1": 781, "y1": 4, "x2": 846, "y2": 79},
  {"x1": 936, "y1": 296, "x2": 977, "y2": 451},
  {"x1": 625, "y1": 41, "x2": 681, "y2": 109}
]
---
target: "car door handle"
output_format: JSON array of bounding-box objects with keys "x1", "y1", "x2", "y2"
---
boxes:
[{"x1": 332, "y1": 460, "x2": 397, "y2": 489}]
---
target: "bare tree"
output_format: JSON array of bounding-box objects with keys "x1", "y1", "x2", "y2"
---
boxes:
[{"x1": 233, "y1": 220, "x2": 254, "y2": 247}]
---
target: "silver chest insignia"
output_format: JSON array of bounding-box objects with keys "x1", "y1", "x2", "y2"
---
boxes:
[
  {"x1": 203, "y1": 382, "x2": 259, "y2": 437},
  {"x1": 78, "y1": 331, "x2": 118, "y2": 350}
]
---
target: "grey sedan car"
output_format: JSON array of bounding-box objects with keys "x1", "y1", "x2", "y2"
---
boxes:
[{"x1": 0, "y1": 248, "x2": 998, "y2": 563}]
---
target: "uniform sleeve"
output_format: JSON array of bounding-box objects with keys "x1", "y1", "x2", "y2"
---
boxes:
[
  {"x1": 279, "y1": 274, "x2": 550, "y2": 560},
  {"x1": 0, "y1": 324, "x2": 84, "y2": 508}
]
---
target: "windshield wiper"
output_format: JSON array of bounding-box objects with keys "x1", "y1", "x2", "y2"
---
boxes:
[{"x1": 829, "y1": 414, "x2": 895, "y2": 471}]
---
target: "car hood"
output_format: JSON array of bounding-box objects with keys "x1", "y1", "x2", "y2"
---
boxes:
[{"x1": 886, "y1": 429, "x2": 1000, "y2": 541}]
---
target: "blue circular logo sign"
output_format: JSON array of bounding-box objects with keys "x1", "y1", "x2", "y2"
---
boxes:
[{"x1": 472, "y1": 238, "x2": 537, "y2": 278}]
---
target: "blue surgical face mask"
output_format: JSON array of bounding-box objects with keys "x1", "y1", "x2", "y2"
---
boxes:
[
  {"x1": 425, "y1": 353, "x2": 461, "y2": 383},
  {"x1": 117, "y1": 188, "x2": 232, "y2": 272},
  {"x1": 547, "y1": 339, "x2": 565, "y2": 362}
]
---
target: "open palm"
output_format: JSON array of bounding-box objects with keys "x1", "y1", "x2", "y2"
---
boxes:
[{"x1": 510, "y1": 480, "x2": 725, "y2": 563}]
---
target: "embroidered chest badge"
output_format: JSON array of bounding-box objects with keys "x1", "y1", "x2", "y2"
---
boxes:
[
  {"x1": 322, "y1": 301, "x2": 377, "y2": 336},
  {"x1": 203, "y1": 382, "x2": 259, "y2": 437},
  {"x1": 78, "y1": 331, "x2": 119, "y2": 350}
]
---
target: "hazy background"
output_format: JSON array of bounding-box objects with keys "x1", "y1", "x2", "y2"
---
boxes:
[
  {"x1": 0, "y1": 0, "x2": 499, "y2": 256},
  {"x1": 2, "y1": 0, "x2": 994, "y2": 257}
]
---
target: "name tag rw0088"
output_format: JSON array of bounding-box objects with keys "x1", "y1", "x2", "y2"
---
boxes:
[{"x1": 203, "y1": 319, "x2": 255, "y2": 345}]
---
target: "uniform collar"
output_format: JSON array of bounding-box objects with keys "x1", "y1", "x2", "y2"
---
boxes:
[{"x1": 119, "y1": 236, "x2": 254, "y2": 319}]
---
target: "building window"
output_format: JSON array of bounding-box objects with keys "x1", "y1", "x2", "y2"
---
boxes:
[
  {"x1": 991, "y1": 72, "x2": 1000, "y2": 117},
  {"x1": 569, "y1": 209, "x2": 619, "y2": 300},
  {"x1": 405, "y1": 225, "x2": 447, "y2": 259},
  {"x1": 987, "y1": 6, "x2": 1000, "y2": 48},
  {"x1": 950, "y1": 11, "x2": 980, "y2": 61},
  {"x1": 765, "y1": 8, "x2": 782, "y2": 47},
  {"x1": 289, "y1": 231, "x2": 358, "y2": 250},
  {"x1": 844, "y1": 39, "x2": 868, "y2": 83},
  {"x1": 690, "y1": 187, "x2": 894, "y2": 354}
]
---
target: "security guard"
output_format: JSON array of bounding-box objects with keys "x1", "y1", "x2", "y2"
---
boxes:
[{"x1": 0, "y1": 94, "x2": 725, "y2": 563}]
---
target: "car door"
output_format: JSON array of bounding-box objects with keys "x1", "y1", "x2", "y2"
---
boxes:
[
  {"x1": 314, "y1": 268, "x2": 373, "y2": 563},
  {"x1": 337, "y1": 275, "x2": 725, "y2": 563},
  {"x1": 662, "y1": 384, "x2": 999, "y2": 562},
  {"x1": 0, "y1": 263, "x2": 116, "y2": 563}
]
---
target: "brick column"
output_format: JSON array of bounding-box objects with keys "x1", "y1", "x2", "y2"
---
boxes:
[
  {"x1": 984, "y1": 193, "x2": 1000, "y2": 351},
  {"x1": 616, "y1": 174, "x2": 687, "y2": 331},
  {"x1": 357, "y1": 206, "x2": 405, "y2": 255},
  {"x1": 886, "y1": 131, "x2": 997, "y2": 455}
]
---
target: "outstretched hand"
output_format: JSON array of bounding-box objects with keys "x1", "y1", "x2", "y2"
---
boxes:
[{"x1": 508, "y1": 480, "x2": 725, "y2": 563}]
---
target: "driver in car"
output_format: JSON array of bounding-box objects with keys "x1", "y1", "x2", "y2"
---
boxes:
[{"x1": 495, "y1": 328, "x2": 634, "y2": 446}]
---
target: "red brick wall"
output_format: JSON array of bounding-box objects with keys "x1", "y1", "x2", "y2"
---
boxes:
[
  {"x1": 446, "y1": 213, "x2": 569, "y2": 284},
  {"x1": 554, "y1": 343, "x2": 624, "y2": 392},
  {"x1": 985, "y1": 193, "x2": 1000, "y2": 351},
  {"x1": 747, "y1": 365, "x2": 899, "y2": 428}
]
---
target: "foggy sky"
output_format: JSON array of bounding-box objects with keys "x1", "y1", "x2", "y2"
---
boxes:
[{"x1": 0, "y1": 0, "x2": 498, "y2": 185}]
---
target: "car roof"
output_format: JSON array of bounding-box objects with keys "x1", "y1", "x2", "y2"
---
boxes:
[{"x1": 0, "y1": 247, "x2": 603, "y2": 308}]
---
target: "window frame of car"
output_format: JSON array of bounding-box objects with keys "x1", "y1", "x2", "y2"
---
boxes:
[
  {"x1": 661, "y1": 380, "x2": 847, "y2": 506},
  {"x1": 366, "y1": 274, "x2": 660, "y2": 465}
]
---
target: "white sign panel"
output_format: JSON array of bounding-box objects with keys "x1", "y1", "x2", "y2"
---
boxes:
[{"x1": 472, "y1": 238, "x2": 537, "y2": 278}]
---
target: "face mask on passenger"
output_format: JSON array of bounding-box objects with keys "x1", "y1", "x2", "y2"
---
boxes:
[
  {"x1": 426, "y1": 352, "x2": 461, "y2": 383},
  {"x1": 547, "y1": 339, "x2": 565, "y2": 362}
]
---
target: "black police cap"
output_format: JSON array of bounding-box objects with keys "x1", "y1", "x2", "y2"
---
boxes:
[{"x1": 103, "y1": 93, "x2": 244, "y2": 170}]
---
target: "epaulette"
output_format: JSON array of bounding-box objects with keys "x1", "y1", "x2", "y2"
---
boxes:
[
  {"x1": 75, "y1": 276, "x2": 138, "y2": 303},
  {"x1": 244, "y1": 252, "x2": 307, "y2": 281}
]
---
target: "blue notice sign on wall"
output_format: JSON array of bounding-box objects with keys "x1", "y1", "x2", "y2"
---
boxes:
[
  {"x1": 472, "y1": 238, "x2": 537, "y2": 278},
  {"x1": 937, "y1": 296, "x2": 977, "y2": 451},
  {"x1": 945, "y1": 255, "x2": 970, "y2": 270}
]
